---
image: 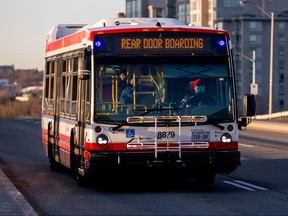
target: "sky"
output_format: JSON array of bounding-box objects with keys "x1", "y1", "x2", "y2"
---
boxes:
[{"x1": 0, "y1": 0, "x2": 125, "y2": 71}]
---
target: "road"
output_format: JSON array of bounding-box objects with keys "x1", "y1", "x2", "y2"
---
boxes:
[{"x1": 0, "y1": 119, "x2": 288, "y2": 215}]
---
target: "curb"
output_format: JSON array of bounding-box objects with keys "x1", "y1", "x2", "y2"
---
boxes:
[{"x1": 0, "y1": 168, "x2": 37, "y2": 216}]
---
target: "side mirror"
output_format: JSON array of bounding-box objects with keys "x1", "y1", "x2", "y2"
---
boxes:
[
  {"x1": 238, "y1": 94, "x2": 256, "y2": 129},
  {"x1": 243, "y1": 94, "x2": 256, "y2": 116}
]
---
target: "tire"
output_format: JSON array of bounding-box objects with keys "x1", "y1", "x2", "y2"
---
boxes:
[
  {"x1": 48, "y1": 122, "x2": 60, "y2": 171},
  {"x1": 49, "y1": 157, "x2": 59, "y2": 171},
  {"x1": 70, "y1": 128, "x2": 86, "y2": 186},
  {"x1": 75, "y1": 170, "x2": 86, "y2": 187}
]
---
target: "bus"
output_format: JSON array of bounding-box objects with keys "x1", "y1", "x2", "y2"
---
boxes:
[{"x1": 41, "y1": 18, "x2": 256, "y2": 186}]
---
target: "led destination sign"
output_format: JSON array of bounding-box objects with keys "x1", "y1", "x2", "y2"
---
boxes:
[
  {"x1": 121, "y1": 38, "x2": 204, "y2": 50},
  {"x1": 94, "y1": 32, "x2": 227, "y2": 56}
]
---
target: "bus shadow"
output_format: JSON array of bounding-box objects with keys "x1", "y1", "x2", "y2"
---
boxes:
[{"x1": 80, "y1": 167, "x2": 220, "y2": 193}]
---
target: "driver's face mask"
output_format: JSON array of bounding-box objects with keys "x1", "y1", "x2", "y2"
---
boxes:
[{"x1": 195, "y1": 85, "x2": 205, "y2": 93}]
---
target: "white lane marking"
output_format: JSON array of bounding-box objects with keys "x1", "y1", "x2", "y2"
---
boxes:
[
  {"x1": 223, "y1": 180, "x2": 268, "y2": 191},
  {"x1": 233, "y1": 180, "x2": 268, "y2": 191},
  {"x1": 223, "y1": 180, "x2": 256, "y2": 191},
  {"x1": 239, "y1": 143, "x2": 254, "y2": 148}
]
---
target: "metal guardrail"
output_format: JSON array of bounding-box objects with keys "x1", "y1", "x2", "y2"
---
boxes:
[
  {"x1": 254, "y1": 111, "x2": 288, "y2": 120},
  {"x1": 248, "y1": 120, "x2": 288, "y2": 133}
]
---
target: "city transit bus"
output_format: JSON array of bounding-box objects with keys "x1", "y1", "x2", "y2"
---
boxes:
[{"x1": 41, "y1": 18, "x2": 256, "y2": 186}]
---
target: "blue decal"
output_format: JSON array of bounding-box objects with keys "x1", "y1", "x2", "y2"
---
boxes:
[{"x1": 126, "y1": 129, "x2": 135, "y2": 138}]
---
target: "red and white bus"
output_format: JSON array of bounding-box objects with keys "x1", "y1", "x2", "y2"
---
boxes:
[{"x1": 41, "y1": 18, "x2": 256, "y2": 186}]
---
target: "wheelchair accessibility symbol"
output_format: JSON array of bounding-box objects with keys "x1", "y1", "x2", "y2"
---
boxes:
[{"x1": 126, "y1": 129, "x2": 135, "y2": 138}]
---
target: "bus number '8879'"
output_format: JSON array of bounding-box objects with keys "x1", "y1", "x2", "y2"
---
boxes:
[{"x1": 157, "y1": 131, "x2": 176, "y2": 139}]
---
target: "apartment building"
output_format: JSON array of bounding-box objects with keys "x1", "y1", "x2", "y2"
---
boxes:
[
  {"x1": 124, "y1": 0, "x2": 288, "y2": 114},
  {"x1": 126, "y1": 0, "x2": 176, "y2": 18},
  {"x1": 215, "y1": 0, "x2": 288, "y2": 114}
]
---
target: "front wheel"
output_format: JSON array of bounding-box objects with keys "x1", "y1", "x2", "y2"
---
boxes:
[
  {"x1": 70, "y1": 128, "x2": 86, "y2": 186},
  {"x1": 47, "y1": 123, "x2": 60, "y2": 171},
  {"x1": 49, "y1": 157, "x2": 60, "y2": 171},
  {"x1": 74, "y1": 168, "x2": 86, "y2": 186}
]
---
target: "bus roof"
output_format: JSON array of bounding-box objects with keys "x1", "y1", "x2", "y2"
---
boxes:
[
  {"x1": 46, "y1": 18, "x2": 228, "y2": 55},
  {"x1": 81, "y1": 17, "x2": 186, "y2": 30}
]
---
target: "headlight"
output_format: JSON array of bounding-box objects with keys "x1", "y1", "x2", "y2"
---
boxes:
[
  {"x1": 220, "y1": 133, "x2": 232, "y2": 144},
  {"x1": 96, "y1": 134, "x2": 108, "y2": 145}
]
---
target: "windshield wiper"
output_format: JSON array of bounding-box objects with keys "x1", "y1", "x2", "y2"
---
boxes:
[
  {"x1": 139, "y1": 107, "x2": 181, "y2": 116},
  {"x1": 112, "y1": 120, "x2": 128, "y2": 132},
  {"x1": 211, "y1": 123, "x2": 225, "y2": 130},
  {"x1": 205, "y1": 119, "x2": 225, "y2": 130}
]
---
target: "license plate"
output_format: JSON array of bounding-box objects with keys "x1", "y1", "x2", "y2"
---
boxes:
[{"x1": 192, "y1": 131, "x2": 210, "y2": 142}]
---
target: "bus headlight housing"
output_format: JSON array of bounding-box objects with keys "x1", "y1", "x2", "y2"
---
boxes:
[
  {"x1": 96, "y1": 134, "x2": 108, "y2": 145},
  {"x1": 220, "y1": 133, "x2": 232, "y2": 144}
]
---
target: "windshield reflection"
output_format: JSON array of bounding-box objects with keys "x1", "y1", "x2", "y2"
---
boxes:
[{"x1": 95, "y1": 57, "x2": 234, "y2": 124}]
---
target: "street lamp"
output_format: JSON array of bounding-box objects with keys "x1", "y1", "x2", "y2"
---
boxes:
[
  {"x1": 240, "y1": 0, "x2": 274, "y2": 115},
  {"x1": 236, "y1": 50, "x2": 257, "y2": 95}
]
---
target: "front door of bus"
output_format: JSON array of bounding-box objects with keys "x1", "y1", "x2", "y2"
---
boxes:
[
  {"x1": 52, "y1": 59, "x2": 61, "y2": 164},
  {"x1": 76, "y1": 74, "x2": 90, "y2": 170}
]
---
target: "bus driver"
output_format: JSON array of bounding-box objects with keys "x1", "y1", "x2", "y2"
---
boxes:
[{"x1": 180, "y1": 78, "x2": 216, "y2": 107}]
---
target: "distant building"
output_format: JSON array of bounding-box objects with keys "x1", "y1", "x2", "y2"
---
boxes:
[
  {"x1": 126, "y1": 0, "x2": 149, "y2": 17},
  {"x1": 214, "y1": 0, "x2": 288, "y2": 114},
  {"x1": 20, "y1": 86, "x2": 43, "y2": 97},
  {"x1": 0, "y1": 65, "x2": 15, "y2": 72},
  {"x1": 15, "y1": 85, "x2": 43, "y2": 102},
  {"x1": 0, "y1": 79, "x2": 10, "y2": 87},
  {"x1": 148, "y1": 0, "x2": 166, "y2": 18},
  {"x1": 124, "y1": 0, "x2": 288, "y2": 114},
  {"x1": 126, "y1": 0, "x2": 176, "y2": 18},
  {"x1": 0, "y1": 80, "x2": 20, "y2": 100}
]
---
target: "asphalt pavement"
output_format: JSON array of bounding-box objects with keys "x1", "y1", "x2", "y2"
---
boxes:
[{"x1": 0, "y1": 119, "x2": 287, "y2": 215}]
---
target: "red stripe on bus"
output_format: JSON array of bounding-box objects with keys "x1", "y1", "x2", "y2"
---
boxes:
[
  {"x1": 58, "y1": 140, "x2": 70, "y2": 152},
  {"x1": 46, "y1": 30, "x2": 89, "y2": 52},
  {"x1": 41, "y1": 128, "x2": 238, "y2": 152},
  {"x1": 84, "y1": 141, "x2": 238, "y2": 151},
  {"x1": 58, "y1": 133, "x2": 70, "y2": 142}
]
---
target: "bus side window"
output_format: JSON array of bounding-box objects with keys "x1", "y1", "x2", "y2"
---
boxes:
[
  {"x1": 43, "y1": 61, "x2": 50, "y2": 111},
  {"x1": 63, "y1": 57, "x2": 74, "y2": 118},
  {"x1": 61, "y1": 56, "x2": 79, "y2": 119},
  {"x1": 71, "y1": 56, "x2": 78, "y2": 116},
  {"x1": 60, "y1": 59, "x2": 67, "y2": 115},
  {"x1": 85, "y1": 80, "x2": 91, "y2": 122},
  {"x1": 51, "y1": 62, "x2": 56, "y2": 108},
  {"x1": 43, "y1": 60, "x2": 55, "y2": 111}
]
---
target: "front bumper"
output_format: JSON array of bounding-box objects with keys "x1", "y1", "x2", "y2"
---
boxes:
[{"x1": 88, "y1": 150, "x2": 240, "y2": 174}]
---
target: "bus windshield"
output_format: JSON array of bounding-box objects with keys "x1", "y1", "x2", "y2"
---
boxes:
[{"x1": 94, "y1": 56, "x2": 234, "y2": 124}]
